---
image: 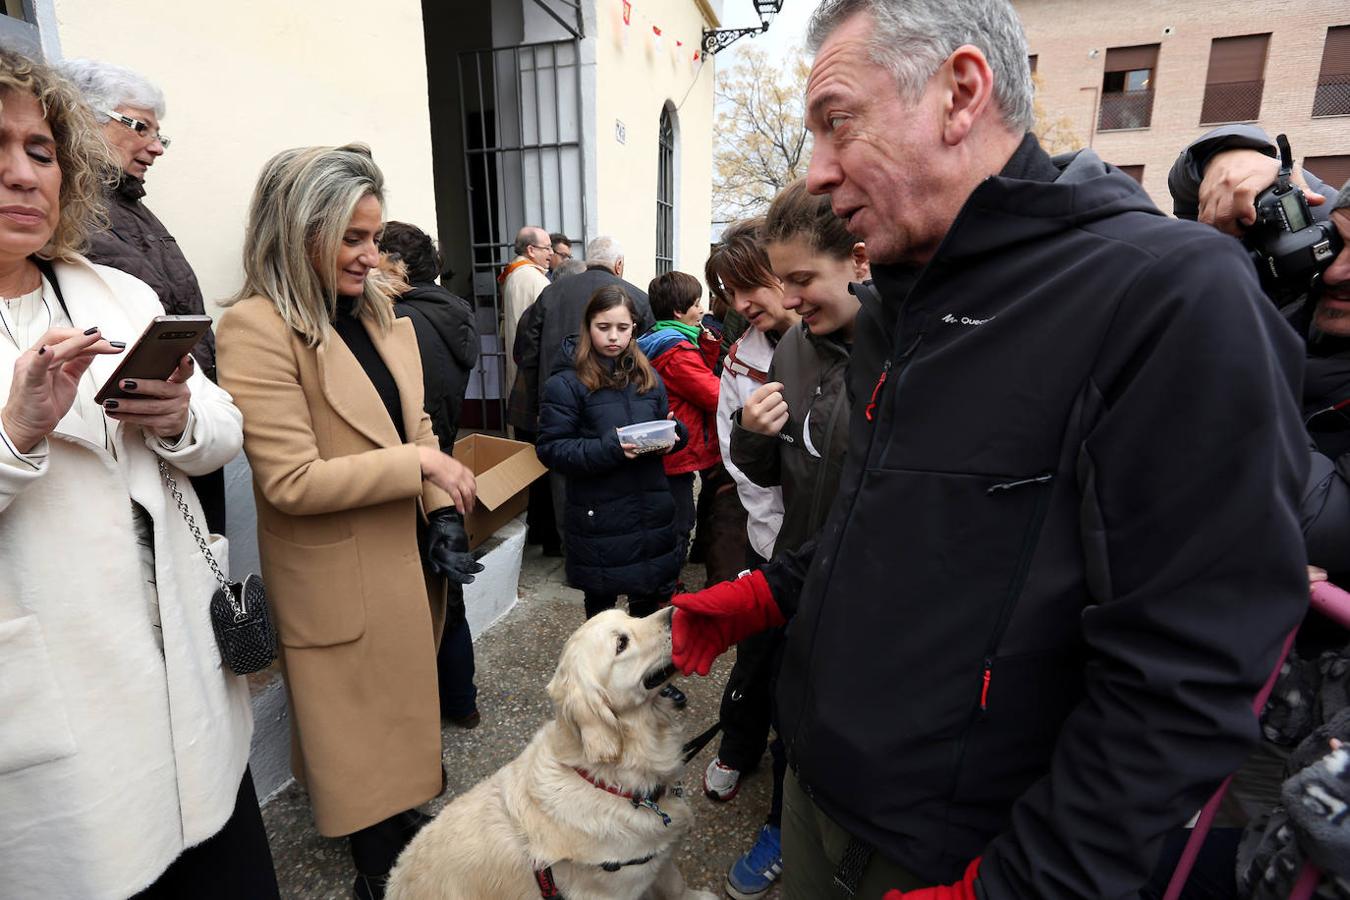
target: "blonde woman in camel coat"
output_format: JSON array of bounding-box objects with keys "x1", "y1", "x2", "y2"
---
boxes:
[{"x1": 217, "y1": 143, "x2": 479, "y2": 899}]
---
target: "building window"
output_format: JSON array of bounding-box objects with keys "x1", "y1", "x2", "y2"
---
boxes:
[
  {"x1": 1117, "y1": 164, "x2": 1144, "y2": 184},
  {"x1": 1028, "y1": 54, "x2": 1038, "y2": 76},
  {"x1": 1313, "y1": 25, "x2": 1350, "y2": 117},
  {"x1": 1098, "y1": 44, "x2": 1158, "y2": 131},
  {"x1": 1305, "y1": 155, "x2": 1350, "y2": 191},
  {"x1": 655, "y1": 106, "x2": 675, "y2": 276},
  {"x1": 1200, "y1": 34, "x2": 1269, "y2": 124}
]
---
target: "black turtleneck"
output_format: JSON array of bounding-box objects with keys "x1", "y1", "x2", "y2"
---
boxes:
[{"x1": 333, "y1": 297, "x2": 406, "y2": 442}]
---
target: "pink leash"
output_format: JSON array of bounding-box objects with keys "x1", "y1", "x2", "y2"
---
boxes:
[{"x1": 1163, "y1": 581, "x2": 1350, "y2": 900}]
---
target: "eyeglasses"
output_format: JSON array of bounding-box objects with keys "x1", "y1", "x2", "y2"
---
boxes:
[{"x1": 99, "y1": 109, "x2": 171, "y2": 149}]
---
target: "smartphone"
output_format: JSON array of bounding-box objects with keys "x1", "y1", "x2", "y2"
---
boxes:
[{"x1": 94, "y1": 315, "x2": 212, "y2": 404}]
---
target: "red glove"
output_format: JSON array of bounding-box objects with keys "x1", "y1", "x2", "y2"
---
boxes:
[
  {"x1": 671, "y1": 569, "x2": 784, "y2": 676},
  {"x1": 882, "y1": 858, "x2": 982, "y2": 900}
]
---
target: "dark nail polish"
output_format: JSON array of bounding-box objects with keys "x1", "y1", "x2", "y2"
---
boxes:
[
  {"x1": 187, "y1": 357, "x2": 195, "y2": 366},
  {"x1": 109, "y1": 341, "x2": 126, "y2": 349},
  {"x1": 103, "y1": 400, "x2": 119, "y2": 410},
  {"x1": 121, "y1": 379, "x2": 137, "y2": 390},
  {"x1": 83, "y1": 326, "x2": 99, "y2": 336},
  {"x1": 37, "y1": 346, "x2": 46, "y2": 355}
]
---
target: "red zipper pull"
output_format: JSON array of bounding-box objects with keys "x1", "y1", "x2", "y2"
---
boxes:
[
  {"x1": 980, "y1": 662, "x2": 992, "y2": 711},
  {"x1": 865, "y1": 361, "x2": 891, "y2": 422}
]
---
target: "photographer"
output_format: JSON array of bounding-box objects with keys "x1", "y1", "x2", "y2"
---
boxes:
[{"x1": 1169, "y1": 128, "x2": 1350, "y2": 586}]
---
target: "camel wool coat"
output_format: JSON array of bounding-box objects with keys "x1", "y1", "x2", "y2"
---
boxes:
[{"x1": 217, "y1": 295, "x2": 452, "y2": 837}]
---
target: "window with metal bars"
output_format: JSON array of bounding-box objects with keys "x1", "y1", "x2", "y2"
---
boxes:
[
  {"x1": 656, "y1": 106, "x2": 675, "y2": 276},
  {"x1": 1200, "y1": 34, "x2": 1269, "y2": 124},
  {"x1": 1314, "y1": 25, "x2": 1350, "y2": 118},
  {"x1": 1098, "y1": 44, "x2": 1158, "y2": 131}
]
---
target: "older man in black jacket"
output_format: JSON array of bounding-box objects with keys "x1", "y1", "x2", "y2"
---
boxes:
[{"x1": 669, "y1": 2, "x2": 1310, "y2": 898}]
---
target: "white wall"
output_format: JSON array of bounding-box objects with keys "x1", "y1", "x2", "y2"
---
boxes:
[
  {"x1": 591, "y1": 0, "x2": 717, "y2": 291},
  {"x1": 52, "y1": 0, "x2": 439, "y2": 313}
]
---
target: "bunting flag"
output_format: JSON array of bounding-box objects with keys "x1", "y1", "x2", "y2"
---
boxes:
[{"x1": 618, "y1": 0, "x2": 704, "y2": 69}]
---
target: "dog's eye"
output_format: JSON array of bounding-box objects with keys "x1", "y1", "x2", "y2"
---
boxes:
[{"x1": 616, "y1": 634, "x2": 629, "y2": 655}]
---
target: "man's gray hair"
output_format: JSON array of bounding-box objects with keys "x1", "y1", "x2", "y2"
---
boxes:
[
  {"x1": 807, "y1": 0, "x2": 1034, "y2": 133},
  {"x1": 57, "y1": 58, "x2": 166, "y2": 120},
  {"x1": 555, "y1": 258, "x2": 588, "y2": 280},
  {"x1": 585, "y1": 235, "x2": 624, "y2": 270}
]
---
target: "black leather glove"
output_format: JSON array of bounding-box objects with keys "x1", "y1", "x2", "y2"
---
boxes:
[{"x1": 425, "y1": 508, "x2": 484, "y2": 585}]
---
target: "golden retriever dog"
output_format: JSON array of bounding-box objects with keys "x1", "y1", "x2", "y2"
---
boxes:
[{"x1": 386, "y1": 606, "x2": 717, "y2": 900}]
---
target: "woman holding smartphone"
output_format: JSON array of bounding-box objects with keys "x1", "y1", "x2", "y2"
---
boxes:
[
  {"x1": 0, "y1": 49, "x2": 277, "y2": 898},
  {"x1": 217, "y1": 143, "x2": 478, "y2": 900}
]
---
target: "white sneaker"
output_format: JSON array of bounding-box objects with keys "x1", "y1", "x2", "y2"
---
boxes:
[{"x1": 703, "y1": 756, "x2": 741, "y2": 802}]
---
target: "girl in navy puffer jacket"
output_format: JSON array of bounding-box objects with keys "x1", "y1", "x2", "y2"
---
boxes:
[{"x1": 537, "y1": 285, "x2": 687, "y2": 619}]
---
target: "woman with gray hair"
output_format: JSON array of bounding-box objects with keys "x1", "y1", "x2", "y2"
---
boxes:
[
  {"x1": 59, "y1": 58, "x2": 228, "y2": 534},
  {"x1": 217, "y1": 144, "x2": 479, "y2": 900}
]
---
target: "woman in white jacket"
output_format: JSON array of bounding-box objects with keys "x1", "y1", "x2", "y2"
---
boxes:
[{"x1": 0, "y1": 50, "x2": 276, "y2": 898}]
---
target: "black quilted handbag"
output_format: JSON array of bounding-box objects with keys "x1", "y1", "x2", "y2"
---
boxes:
[{"x1": 160, "y1": 460, "x2": 278, "y2": 675}]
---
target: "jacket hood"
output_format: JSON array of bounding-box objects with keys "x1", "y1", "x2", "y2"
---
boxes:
[
  {"x1": 636, "y1": 328, "x2": 690, "y2": 361},
  {"x1": 932, "y1": 144, "x2": 1162, "y2": 264},
  {"x1": 399, "y1": 282, "x2": 476, "y2": 366},
  {"x1": 551, "y1": 335, "x2": 580, "y2": 376}
]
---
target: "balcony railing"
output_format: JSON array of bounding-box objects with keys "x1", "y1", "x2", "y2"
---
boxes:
[
  {"x1": 1200, "y1": 80, "x2": 1264, "y2": 124},
  {"x1": 1098, "y1": 89, "x2": 1154, "y2": 131},
  {"x1": 1313, "y1": 76, "x2": 1350, "y2": 117}
]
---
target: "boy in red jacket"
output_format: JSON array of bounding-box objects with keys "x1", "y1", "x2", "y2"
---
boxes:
[{"x1": 638, "y1": 271, "x2": 722, "y2": 566}]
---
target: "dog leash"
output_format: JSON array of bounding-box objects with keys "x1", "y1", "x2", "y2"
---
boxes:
[{"x1": 681, "y1": 719, "x2": 722, "y2": 765}]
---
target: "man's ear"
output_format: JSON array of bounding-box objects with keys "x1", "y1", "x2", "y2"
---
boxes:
[
  {"x1": 941, "y1": 44, "x2": 997, "y2": 147},
  {"x1": 615, "y1": 258, "x2": 625, "y2": 277},
  {"x1": 851, "y1": 241, "x2": 870, "y2": 281}
]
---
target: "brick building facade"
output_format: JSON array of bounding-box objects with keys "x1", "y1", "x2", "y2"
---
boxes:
[{"x1": 1015, "y1": 0, "x2": 1350, "y2": 211}]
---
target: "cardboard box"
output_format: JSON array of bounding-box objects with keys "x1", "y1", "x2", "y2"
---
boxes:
[{"x1": 452, "y1": 433, "x2": 548, "y2": 550}]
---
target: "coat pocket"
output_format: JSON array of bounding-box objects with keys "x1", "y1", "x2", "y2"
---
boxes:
[
  {"x1": 0, "y1": 615, "x2": 78, "y2": 774},
  {"x1": 264, "y1": 533, "x2": 367, "y2": 649}
]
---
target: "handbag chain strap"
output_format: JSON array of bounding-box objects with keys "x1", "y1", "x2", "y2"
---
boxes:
[{"x1": 157, "y1": 459, "x2": 248, "y2": 619}]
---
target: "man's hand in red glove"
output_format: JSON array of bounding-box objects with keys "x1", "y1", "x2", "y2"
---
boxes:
[
  {"x1": 670, "y1": 569, "x2": 785, "y2": 676},
  {"x1": 882, "y1": 858, "x2": 981, "y2": 900}
]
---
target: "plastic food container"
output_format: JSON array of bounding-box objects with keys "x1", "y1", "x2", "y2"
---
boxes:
[{"x1": 616, "y1": 419, "x2": 678, "y2": 454}]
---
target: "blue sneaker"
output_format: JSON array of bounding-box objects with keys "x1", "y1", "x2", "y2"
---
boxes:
[{"x1": 725, "y1": 824, "x2": 782, "y2": 899}]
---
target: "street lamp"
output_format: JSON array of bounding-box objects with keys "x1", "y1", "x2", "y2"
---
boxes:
[{"x1": 701, "y1": 0, "x2": 784, "y2": 56}]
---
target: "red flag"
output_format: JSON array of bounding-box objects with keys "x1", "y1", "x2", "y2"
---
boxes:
[
  {"x1": 622, "y1": 0, "x2": 631, "y2": 25},
  {"x1": 653, "y1": 26, "x2": 661, "y2": 36}
]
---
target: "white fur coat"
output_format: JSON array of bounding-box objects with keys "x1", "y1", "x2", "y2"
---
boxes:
[{"x1": 0, "y1": 258, "x2": 251, "y2": 899}]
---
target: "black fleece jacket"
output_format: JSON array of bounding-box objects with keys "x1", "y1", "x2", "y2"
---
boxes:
[{"x1": 766, "y1": 134, "x2": 1309, "y2": 897}]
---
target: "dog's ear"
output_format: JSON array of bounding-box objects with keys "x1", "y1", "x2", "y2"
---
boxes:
[{"x1": 548, "y1": 666, "x2": 624, "y2": 763}]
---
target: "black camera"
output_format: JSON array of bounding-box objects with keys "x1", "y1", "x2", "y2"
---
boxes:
[{"x1": 1246, "y1": 134, "x2": 1344, "y2": 294}]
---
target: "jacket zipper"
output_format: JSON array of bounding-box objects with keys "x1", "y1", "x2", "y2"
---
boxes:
[
  {"x1": 806, "y1": 363, "x2": 849, "y2": 531},
  {"x1": 975, "y1": 472, "x2": 1055, "y2": 713},
  {"x1": 946, "y1": 471, "x2": 1055, "y2": 812}
]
